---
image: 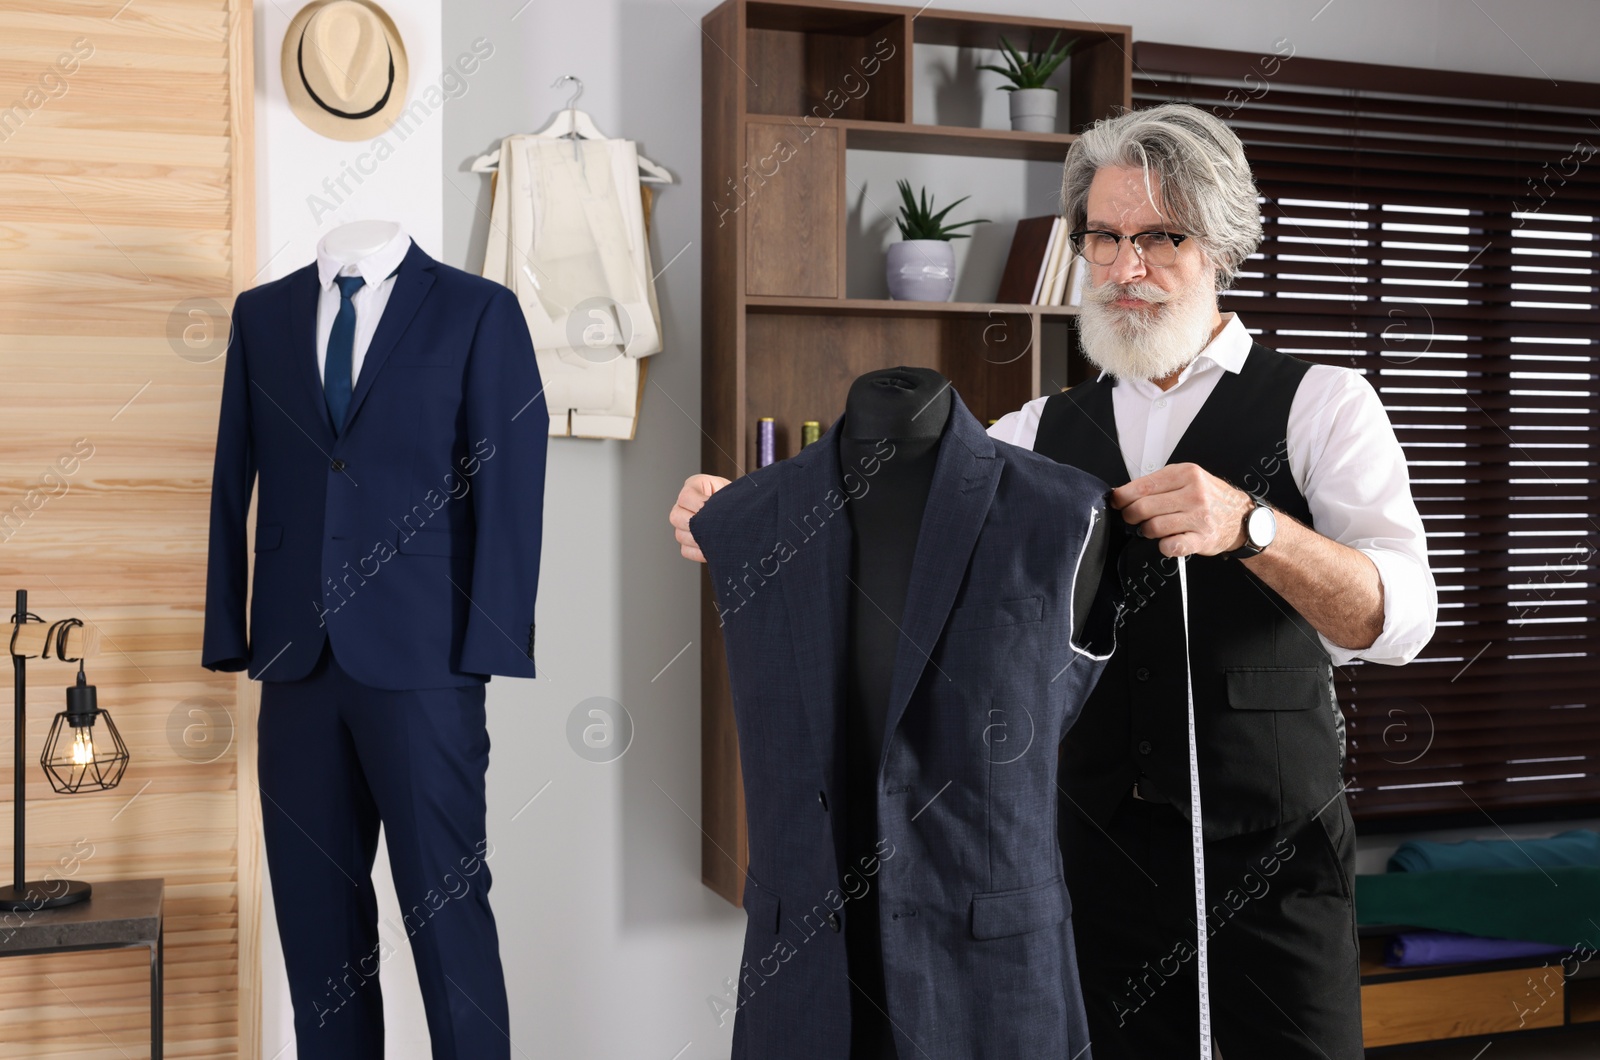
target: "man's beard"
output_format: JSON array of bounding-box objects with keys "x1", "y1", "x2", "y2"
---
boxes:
[{"x1": 1077, "y1": 276, "x2": 1217, "y2": 382}]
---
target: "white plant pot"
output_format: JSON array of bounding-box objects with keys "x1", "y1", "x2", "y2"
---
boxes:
[
  {"x1": 1009, "y1": 87, "x2": 1058, "y2": 133},
  {"x1": 886, "y1": 239, "x2": 956, "y2": 302}
]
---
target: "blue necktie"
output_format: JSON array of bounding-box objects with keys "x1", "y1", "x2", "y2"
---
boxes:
[{"x1": 324, "y1": 273, "x2": 365, "y2": 434}]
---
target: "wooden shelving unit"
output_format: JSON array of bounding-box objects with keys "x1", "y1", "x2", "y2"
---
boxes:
[
  {"x1": 1358, "y1": 932, "x2": 1600, "y2": 1049},
  {"x1": 698, "y1": 0, "x2": 1132, "y2": 905}
]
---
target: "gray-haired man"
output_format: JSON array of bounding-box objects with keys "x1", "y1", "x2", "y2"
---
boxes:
[{"x1": 672, "y1": 103, "x2": 1436, "y2": 1058}]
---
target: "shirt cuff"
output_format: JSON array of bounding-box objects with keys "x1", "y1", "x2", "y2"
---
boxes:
[{"x1": 1318, "y1": 546, "x2": 1437, "y2": 667}]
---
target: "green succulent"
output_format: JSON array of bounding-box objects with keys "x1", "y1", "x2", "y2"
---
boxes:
[
  {"x1": 978, "y1": 31, "x2": 1077, "y2": 91},
  {"x1": 894, "y1": 179, "x2": 990, "y2": 241}
]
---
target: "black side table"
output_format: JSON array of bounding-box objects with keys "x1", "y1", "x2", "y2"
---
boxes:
[{"x1": 0, "y1": 877, "x2": 163, "y2": 1057}]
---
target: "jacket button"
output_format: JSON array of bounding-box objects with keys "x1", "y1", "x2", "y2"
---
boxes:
[
  {"x1": 817, "y1": 790, "x2": 828, "y2": 812},
  {"x1": 826, "y1": 912, "x2": 841, "y2": 932},
  {"x1": 330, "y1": 459, "x2": 346, "y2": 472},
  {"x1": 1138, "y1": 740, "x2": 1153, "y2": 755},
  {"x1": 1135, "y1": 666, "x2": 1151, "y2": 681}
]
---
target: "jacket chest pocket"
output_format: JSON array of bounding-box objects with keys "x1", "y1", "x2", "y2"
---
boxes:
[
  {"x1": 945, "y1": 595, "x2": 1043, "y2": 633},
  {"x1": 1224, "y1": 666, "x2": 1324, "y2": 711},
  {"x1": 938, "y1": 596, "x2": 1044, "y2": 679},
  {"x1": 936, "y1": 596, "x2": 1045, "y2": 705}
]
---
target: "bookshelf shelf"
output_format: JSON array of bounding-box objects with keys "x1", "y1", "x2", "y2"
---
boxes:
[
  {"x1": 835, "y1": 118, "x2": 1078, "y2": 161},
  {"x1": 745, "y1": 294, "x2": 1080, "y2": 317},
  {"x1": 699, "y1": 0, "x2": 1131, "y2": 906}
]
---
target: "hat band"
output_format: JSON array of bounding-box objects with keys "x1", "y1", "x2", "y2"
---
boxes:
[{"x1": 297, "y1": 33, "x2": 395, "y2": 121}]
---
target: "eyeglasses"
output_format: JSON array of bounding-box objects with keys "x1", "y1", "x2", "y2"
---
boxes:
[{"x1": 1068, "y1": 229, "x2": 1190, "y2": 268}]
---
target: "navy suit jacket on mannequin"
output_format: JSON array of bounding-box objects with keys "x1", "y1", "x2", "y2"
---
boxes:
[
  {"x1": 690, "y1": 393, "x2": 1122, "y2": 1060},
  {"x1": 202, "y1": 239, "x2": 547, "y2": 689}
]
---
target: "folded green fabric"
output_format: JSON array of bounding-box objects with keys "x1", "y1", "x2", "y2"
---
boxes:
[
  {"x1": 1387, "y1": 829, "x2": 1600, "y2": 873},
  {"x1": 1356, "y1": 866, "x2": 1600, "y2": 949}
]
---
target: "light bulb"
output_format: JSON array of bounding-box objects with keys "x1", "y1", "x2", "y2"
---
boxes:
[{"x1": 71, "y1": 727, "x2": 95, "y2": 766}]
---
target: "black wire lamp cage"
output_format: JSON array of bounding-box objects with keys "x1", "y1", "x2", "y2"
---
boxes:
[{"x1": 5, "y1": 588, "x2": 129, "y2": 911}]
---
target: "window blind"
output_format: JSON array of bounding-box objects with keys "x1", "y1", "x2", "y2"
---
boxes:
[{"x1": 1133, "y1": 42, "x2": 1600, "y2": 823}]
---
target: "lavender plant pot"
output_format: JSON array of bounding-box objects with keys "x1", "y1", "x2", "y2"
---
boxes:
[
  {"x1": 1009, "y1": 87, "x2": 1058, "y2": 133},
  {"x1": 886, "y1": 239, "x2": 956, "y2": 302}
]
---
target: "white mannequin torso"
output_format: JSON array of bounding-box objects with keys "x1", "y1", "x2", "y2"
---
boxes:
[
  {"x1": 321, "y1": 219, "x2": 402, "y2": 267},
  {"x1": 313, "y1": 220, "x2": 411, "y2": 388}
]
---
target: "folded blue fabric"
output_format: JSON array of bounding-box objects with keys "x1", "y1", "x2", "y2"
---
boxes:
[
  {"x1": 1384, "y1": 930, "x2": 1572, "y2": 967},
  {"x1": 1387, "y1": 829, "x2": 1600, "y2": 873}
]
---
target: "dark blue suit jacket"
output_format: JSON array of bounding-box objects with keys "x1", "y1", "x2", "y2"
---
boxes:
[
  {"x1": 202, "y1": 240, "x2": 547, "y2": 689},
  {"x1": 691, "y1": 394, "x2": 1120, "y2": 1060}
]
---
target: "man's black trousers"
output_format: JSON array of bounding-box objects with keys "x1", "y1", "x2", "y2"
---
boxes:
[{"x1": 1060, "y1": 790, "x2": 1364, "y2": 1060}]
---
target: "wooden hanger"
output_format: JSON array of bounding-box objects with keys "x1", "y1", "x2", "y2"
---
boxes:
[{"x1": 470, "y1": 75, "x2": 675, "y2": 184}]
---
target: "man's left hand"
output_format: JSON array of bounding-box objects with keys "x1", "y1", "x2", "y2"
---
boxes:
[{"x1": 1110, "y1": 462, "x2": 1254, "y2": 558}]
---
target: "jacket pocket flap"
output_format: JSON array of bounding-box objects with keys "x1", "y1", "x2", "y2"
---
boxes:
[
  {"x1": 1225, "y1": 666, "x2": 1324, "y2": 710},
  {"x1": 947, "y1": 595, "x2": 1043, "y2": 632},
  {"x1": 254, "y1": 524, "x2": 282, "y2": 552},
  {"x1": 396, "y1": 528, "x2": 456, "y2": 556},
  {"x1": 970, "y1": 875, "x2": 1068, "y2": 940},
  {"x1": 742, "y1": 878, "x2": 781, "y2": 934}
]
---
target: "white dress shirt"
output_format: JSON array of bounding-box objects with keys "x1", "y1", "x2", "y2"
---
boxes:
[
  {"x1": 314, "y1": 226, "x2": 412, "y2": 386},
  {"x1": 988, "y1": 311, "x2": 1437, "y2": 667}
]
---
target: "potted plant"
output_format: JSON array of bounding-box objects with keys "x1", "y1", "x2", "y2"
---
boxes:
[
  {"x1": 979, "y1": 31, "x2": 1076, "y2": 133},
  {"x1": 887, "y1": 179, "x2": 989, "y2": 302}
]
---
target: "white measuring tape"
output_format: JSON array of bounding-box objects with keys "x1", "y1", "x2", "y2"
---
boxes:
[{"x1": 1178, "y1": 554, "x2": 1212, "y2": 1059}]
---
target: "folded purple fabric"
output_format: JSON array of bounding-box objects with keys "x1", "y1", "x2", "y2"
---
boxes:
[{"x1": 1385, "y1": 930, "x2": 1571, "y2": 967}]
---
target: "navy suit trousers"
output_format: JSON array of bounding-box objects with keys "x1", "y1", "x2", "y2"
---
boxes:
[{"x1": 257, "y1": 639, "x2": 508, "y2": 1060}]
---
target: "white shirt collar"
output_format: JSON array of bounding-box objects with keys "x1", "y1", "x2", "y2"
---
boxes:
[
  {"x1": 315, "y1": 226, "x2": 412, "y2": 291},
  {"x1": 1096, "y1": 311, "x2": 1252, "y2": 388}
]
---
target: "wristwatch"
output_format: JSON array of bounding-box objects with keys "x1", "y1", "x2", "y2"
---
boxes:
[{"x1": 1223, "y1": 500, "x2": 1276, "y2": 559}]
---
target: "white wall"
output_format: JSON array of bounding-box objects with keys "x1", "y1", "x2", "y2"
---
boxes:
[{"x1": 245, "y1": 1, "x2": 1600, "y2": 1057}]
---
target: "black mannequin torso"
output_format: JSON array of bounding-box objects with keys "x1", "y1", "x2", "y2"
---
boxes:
[
  {"x1": 840, "y1": 368, "x2": 950, "y2": 765},
  {"x1": 837, "y1": 367, "x2": 951, "y2": 1060}
]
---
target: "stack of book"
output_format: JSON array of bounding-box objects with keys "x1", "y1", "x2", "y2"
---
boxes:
[{"x1": 995, "y1": 215, "x2": 1087, "y2": 308}]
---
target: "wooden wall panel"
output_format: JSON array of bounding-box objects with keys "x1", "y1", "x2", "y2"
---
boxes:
[{"x1": 0, "y1": 1, "x2": 256, "y2": 1057}]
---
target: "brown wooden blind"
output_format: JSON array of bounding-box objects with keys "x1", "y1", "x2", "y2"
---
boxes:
[{"x1": 1133, "y1": 42, "x2": 1600, "y2": 824}]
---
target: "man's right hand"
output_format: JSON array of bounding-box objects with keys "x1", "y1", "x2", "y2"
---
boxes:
[{"x1": 670, "y1": 474, "x2": 731, "y2": 563}]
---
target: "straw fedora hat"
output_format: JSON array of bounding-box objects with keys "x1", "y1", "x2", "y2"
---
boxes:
[{"x1": 282, "y1": 0, "x2": 409, "y2": 141}]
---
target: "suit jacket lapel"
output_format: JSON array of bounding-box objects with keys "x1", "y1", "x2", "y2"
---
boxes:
[
  {"x1": 288, "y1": 264, "x2": 335, "y2": 439},
  {"x1": 777, "y1": 419, "x2": 852, "y2": 793},
  {"x1": 877, "y1": 392, "x2": 1002, "y2": 776},
  {"x1": 343, "y1": 239, "x2": 437, "y2": 433}
]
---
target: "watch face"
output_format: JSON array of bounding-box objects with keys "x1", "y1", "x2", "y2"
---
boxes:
[{"x1": 1248, "y1": 505, "x2": 1277, "y2": 548}]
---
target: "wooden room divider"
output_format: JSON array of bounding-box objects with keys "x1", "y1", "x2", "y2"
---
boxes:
[{"x1": 0, "y1": 1, "x2": 259, "y2": 1056}]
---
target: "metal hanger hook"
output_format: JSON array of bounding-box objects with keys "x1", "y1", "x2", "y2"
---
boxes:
[
  {"x1": 552, "y1": 74, "x2": 583, "y2": 112},
  {"x1": 551, "y1": 74, "x2": 585, "y2": 162}
]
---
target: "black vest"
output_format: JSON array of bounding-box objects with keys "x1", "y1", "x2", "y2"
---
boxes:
[{"x1": 1035, "y1": 343, "x2": 1343, "y2": 840}]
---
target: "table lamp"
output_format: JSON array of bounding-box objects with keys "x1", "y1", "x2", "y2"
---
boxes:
[{"x1": 4, "y1": 588, "x2": 129, "y2": 911}]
